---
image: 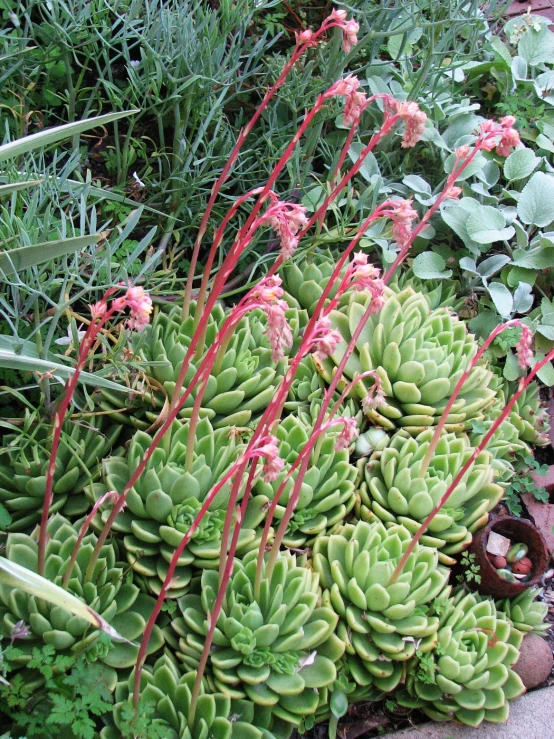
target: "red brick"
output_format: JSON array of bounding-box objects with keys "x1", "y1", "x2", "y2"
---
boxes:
[{"x1": 531, "y1": 464, "x2": 554, "y2": 494}]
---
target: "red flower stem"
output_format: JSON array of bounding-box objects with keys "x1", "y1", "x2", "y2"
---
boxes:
[
  {"x1": 85, "y1": 301, "x2": 263, "y2": 581},
  {"x1": 190, "y1": 89, "x2": 348, "y2": 354},
  {"x1": 418, "y1": 319, "x2": 526, "y2": 478},
  {"x1": 61, "y1": 492, "x2": 118, "y2": 587},
  {"x1": 389, "y1": 347, "x2": 554, "y2": 585},
  {"x1": 171, "y1": 105, "x2": 401, "y2": 412},
  {"x1": 189, "y1": 460, "x2": 259, "y2": 722},
  {"x1": 37, "y1": 306, "x2": 114, "y2": 575},
  {"x1": 182, "y1": 37, "x2": 314, "y2": 321},
  {"x1": 383, "y1": 134, "x2": 499, "y2": 283},
  {"x1": 132, "y1": 448, "x2": 261, "y2": 707},
  {"x1": 182, "y1": 18, "x2": 345, "y2": 321}
]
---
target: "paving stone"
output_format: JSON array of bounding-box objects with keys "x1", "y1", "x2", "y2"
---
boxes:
[
  {"x1": 382, "y1": 686, "x2": 554, "y2": 739},
  {"x1": 506, "y1": 0, "x2": 554, "y2": 19}
]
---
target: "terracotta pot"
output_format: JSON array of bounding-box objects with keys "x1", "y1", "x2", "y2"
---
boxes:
[{"x1": 467, "y1": 516, "x2": 549, "y2": 599}]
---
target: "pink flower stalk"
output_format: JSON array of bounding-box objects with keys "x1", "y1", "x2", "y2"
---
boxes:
[
  {"x1": 385, "y1": 99, "x2": 427, "y2": 148},
  {"x1": 183, "y1": 9, "x2": 349, "y2": 320},
  {"x1": 361, "y1": 375, "x2": 387, "y2": 412},
  {"x1": 517, "y1": 325, "x2": 534, "y2": 369},
  {"x1": 248, "y1": 276, "x2": 293, "y2": 361},
  {"x1": 327, "y1": 75, "x2": 368, "y2": 126},
  {"x1": 308, "y1": 315, "x2": 342, "y2": 359},
  {"x1": 335, "y1": 416, "x2": 359, "y2": 450},
  {"x1": 263, "y1": 195, "x2": 309, "y2": 259},
  {"x1": 328, "y1": 9, "x2": 359, "y2": 52},
  {"x1": 38, "y1": 285, "x2": 150, "y2": 576},
  {"x1": 445, "y1": 185, "x2": 462, "y2": 200},
  {"x1": 252, "y1": 435, "x2": 285, "y2": 482},
  {"x1": 125, "y1": 285, "x2": 153, "y2": 332},
  {"x1": 388, "y1": 199, "x2": 418, "y2": 247},
  {"x1": 265, "y1": 302, "x2": 293, "y2": 362},
  {"x1": 478, "y1": 116, "x2": 521, "y2": 157},
  {"x1": 343, "y1": 252, "x2": 386, "y2": 311}
]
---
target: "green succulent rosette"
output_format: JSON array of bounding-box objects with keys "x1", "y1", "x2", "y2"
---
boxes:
[
  {"x1": 468, "y1": 416, "x2": 527, "y2": 485},
  {"x1": 0, "y1": 514, "x2": 163, "y2": 669},
  {"x1": 498, "y1": 588, "x2": 550, "y2": 636},
  {"x1": 172, "y1": 550, "x2": 342, "y2": 730},
  {"x1": 356, "y1": 429, "x2": 504, "y2": 565},
  {"x1": 312, "y1": 520, "x2": 450, "y2": 693},
  {"x1": 252, "y1": 414, "x2": 358, "y2": 547},
  {"x1": 317, "y1": 288, "x2": 496, "y2": 434},
  {"x1": 115, "y1": 302, "x2": 293, "y2": 430},
  {"x1": 101, "y1": 654, "x2": 286, "y2": 739},
  {"x1": 280, "y1": 248, "x2": 346, "y2": 316},
  {"x1": 0, "y1": 415, "x2": 121, "y2": 532},
  {"x1": 89, "y1": 418, "x2": 266, "y2": 595},
  {"x1": 284, "y1": 354, "x2": 363, "y2": 426},
  {"x1": 502, "y1": 380, "x2": 550, "y2": 446},
  {"x1": 397, "y1": 588, "x2": 526, "y2": 727},
  {"x1": 390, "y1": 269, "x2": 461, "y2": 311}
]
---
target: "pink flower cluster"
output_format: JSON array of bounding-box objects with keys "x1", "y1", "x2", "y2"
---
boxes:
[
  {"x1": 329, "y1": 9, "x2": 359, "y2": 53},
  {"x1": 385, "y1": 99, "x2": 427, "y2": 148},
  {"x1": 252, "y1": 276, "x2": 293, "y2": 362},
  {"x1": 308, "y1": 315, "x2": 342, "y2": 360},
  {"x1": 90, "y1": 285, "x2": 152, "y2": 332},
  {"x1": 516, "y1": 325, "x2": 534, "y2": 369},
  {"x1": 328, "y1": 75, "x2": 368, "y2": 126},
  {"x1": 253, "y1": 434, "x2": 285, "y2": 482},
  {"x1": 361, "y1": 375, "x2": 387, "y2": 413},
  {"x1": 345, "y1": 253, "x2": 386, "y2": 313},
  {"x1": 334, "y1": 416, "x2": 359, "y2": 451},
  {"x1": 125, "y1": 286, "x2": 153, "y2": 332},
  {"x1": 263, "y1": 194, "x2": 308, "y2": 259},
  {"x1": 479, "y1": 116, "x2": 521, "y2": 157},
  {"x1": 388, "y1": 199, "x2": 418, "y2": 248}
]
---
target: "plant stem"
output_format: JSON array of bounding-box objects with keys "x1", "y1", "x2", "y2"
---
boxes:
[
  {"x1": 389, "y1": 347, "x2": 554, "y2": 584},
  {"x1": 417, "y1": 319, "x2": 526, "y2": 478},
  {"x1": 37, "y1": 309, "x2": 113, "y2": 575}
]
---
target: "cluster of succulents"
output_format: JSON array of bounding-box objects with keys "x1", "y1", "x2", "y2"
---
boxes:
[
  {"x1": 0, "y1": 267, "x2": 550, "y2": 739},
  {"x1": 101, "y1": 655, "x2": 285, "y2": 739},
  {"x1": 172, "y1": 550, "x2": 342, "y2": 729},
  {"x1": 0, "y1": 415, "x2": 121, "y2": 531},
  {"x1": 0, "y1": 514, "x2": 164, "y2": 668},
  {"x1": 88, "y1": 418, "x2": 267, "y2": 595},
  {"x1": 397, "y1": 589, "x2": 526, "y2": 726},
  {"x1": 313, "y1": 521, "x2": 450, "y2": 692},
  {"x1": 317, "y1": 288, "x2": 497, "y2": 433},
  {"x1": 356, "y1": 429, "x2": 504, "y2": 564}
]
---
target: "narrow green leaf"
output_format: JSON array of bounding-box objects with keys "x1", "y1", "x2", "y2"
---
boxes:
[
  {"x1": 0, "y1": 110, "x2": 138, "y2": 162},
  {"x1": 0, "y1": 180, "x2": 42, "y2": 196},
  {"x1": 0, "y1": 339, "x2": 144, "y2": 395},
  {"x1": 0, "y1": 234, "x2": 100, "y2": 275},
  {"x1": 0, "y1": 557, "x2": 129, "y2": 643}
]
